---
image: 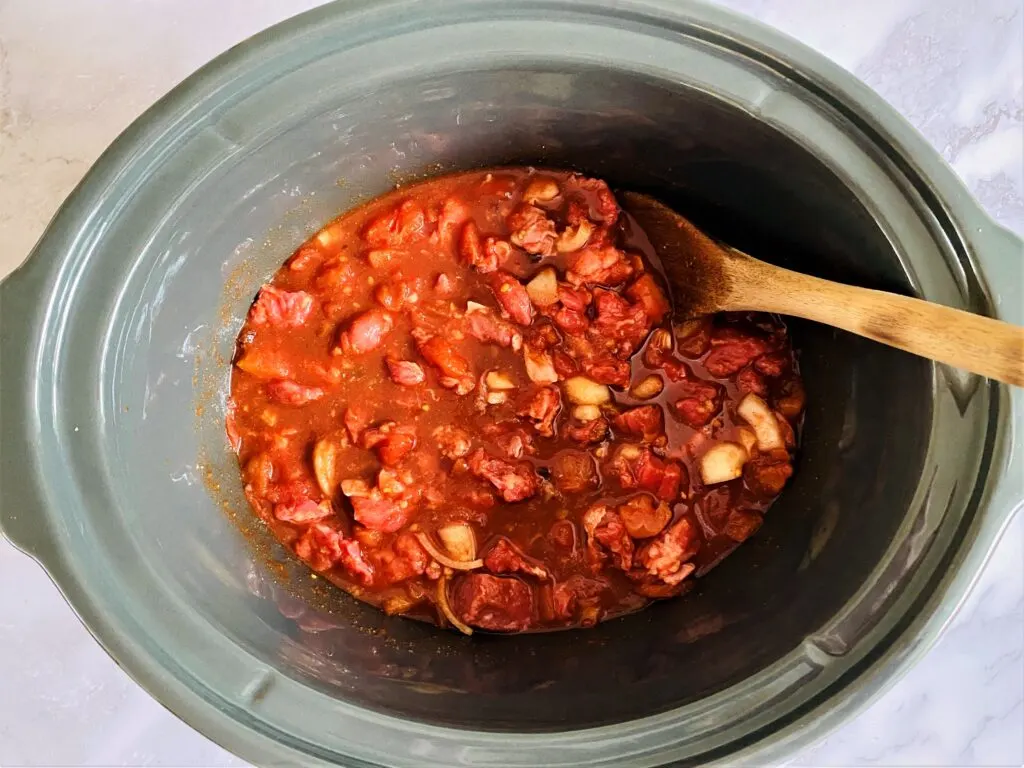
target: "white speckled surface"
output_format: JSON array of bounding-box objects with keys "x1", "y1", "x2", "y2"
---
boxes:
[{"x1": 1, "y1": 1, "x2": 1021, "y2": 765}]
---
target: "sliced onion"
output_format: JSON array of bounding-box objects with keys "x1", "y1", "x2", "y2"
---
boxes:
[
  {"x1": 312, "y1": 437, "x2": 340, "y2": 497},
  {"x1": 437, "y1": 574, "x2": 474, "y2": 636},
  {"x1": 737, "y1": 393, "x2": 784, "y2": 450},
  {"x1": 416, "y1": 531, "x2": 484, "y2": 570}
]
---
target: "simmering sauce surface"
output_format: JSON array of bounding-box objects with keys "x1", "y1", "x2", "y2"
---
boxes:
[{"x1": 227, "y1": 169, "x2": 805, "y2": 633}]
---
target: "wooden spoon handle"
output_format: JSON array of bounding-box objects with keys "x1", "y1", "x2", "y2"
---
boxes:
[{"x1": 727, "y1": 253, "x2": 1024, "y2": 387}]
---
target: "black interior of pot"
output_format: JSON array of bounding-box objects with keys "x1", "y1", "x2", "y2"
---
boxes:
[{"x1": 195, "y1": 67, "x2": 932, "y2": 730}]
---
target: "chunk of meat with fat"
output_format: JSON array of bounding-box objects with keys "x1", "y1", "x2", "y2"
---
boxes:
[
  {"x1": 586, "y1": 357, "x2": 631, "y2": 387},
  {"x1": 637, "y1": 518, "x2": 700, "y2": 586},
  {"x1": 451, "y1": 573, "x2": 534, "y2": 632},
  {"x1": 613, "y1": 405, "x2": 664, "y2": 441},
  {"x1": 433, "y1": 425, "x2": 473, "y2": 459},
  {"x1": 373, "y1": 532, "x2": 432, "y2": 584},
  {"x1": 416, "y1": 336, "x2": 475, "y2": 394},
  {"x1": 459, "y1": 221, "x2": 497, "y2": 273},
  {"x1": 266, "y1": 379, "x2": 324, "y2": 406},
  {"x1": 468, "y1": 448, "x2": 539, "y2": 502},
  {"x1": 465, "y1": 306, "x2": 523, "y2": 350},
  {"x1": 273, "y1": 497, "x2": 333, "y2": 524},
  {"x1": 553, "y1": 574, "x2": 609, "y2": 621},
  {"x1": 583, "y1": 504, "x2": 634, "y2": 570},
  {"x1": 507, "y1": 203, "x2": 557, "y2": 256},
  {"x1": 249, "y1": 285, "x2": 314, "y2": 328},
  {"x1": 565, "y1": 245, "x2": 634, "y2": 287},
  {"x1": 567, "y1": 416, "x2": 609, "y2": 445},
  {"x1": 484, "y1": 537, "x2": 550, "y2": 579},
  {"x1": 591, "y1": 289, "x2": 652, "y2": 357},
  {"x1": 294, "y1": 523, "x2": 374, "y2": 584},
  {"x1": 363, "y1": 199, "x2": 428, "y2": 248},
  {"x1": 565, "y1": 174, "x2": 619, "y2": 222},
  {"x1": 385, "y1": 357, "x2": 426, "y2": 386},
  {"x1": 334, "y1": 309, "x2": 394, "y2": 355},
  {"x1": 609, "y1": 447, "x2": 685, "y2": 502},
  {"x1": 347, "y1": 489, "x2": 413, "y2": 533},
  {"x1": 516, "y1": 386, "x2": 560, "y2": 437},
  {"x1": 745, "y1": 453, "x2": 794, "y2": 497},
  {"x1": 704, "y1": 332, "x2": 771, "y2": 377},
  {"x1": 489, "y1": 270, "x2": 534, "y2": 326},
  {"x1": 362, "y1": 423, "x2": 417, "y2": 466},
  {"x1": 724, "y1": 509, "x2": 763, "y2": 542},
  {"x1": 673, "y1": 379, "x2": 724, "y2": 429}
]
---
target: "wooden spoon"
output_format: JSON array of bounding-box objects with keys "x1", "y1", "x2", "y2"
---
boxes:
[{"x1": 621, "y1": 192, "x2": 1024, "y2": 388}]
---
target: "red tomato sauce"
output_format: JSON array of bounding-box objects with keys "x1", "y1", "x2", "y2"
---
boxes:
[{"x1": 227, "y1": 169, "x2": 804, "y2": 633}]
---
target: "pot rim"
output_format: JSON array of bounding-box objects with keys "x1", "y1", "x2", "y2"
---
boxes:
[{"x1": 1, "y1": 1, "x2": 1020, "y2": 766}]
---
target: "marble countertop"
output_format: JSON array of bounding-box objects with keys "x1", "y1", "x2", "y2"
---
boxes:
[{"x1": 1, "y1": 0, "x2": 1021, "y2": 765}]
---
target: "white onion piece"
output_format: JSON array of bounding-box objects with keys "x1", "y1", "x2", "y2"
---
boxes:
[
  {"x1": 437, "y1": 575, "x2": 474, "y2": 636},
  {"x1": 737, "y1": 393, "x2": 784, "y2": 450},
  {"x1": 524, "y1": 347, "x2": 558, "y2": 384},
  {"x1": 735, "y1": 426, "x2": 758, "y2": 455},
  {"x1": 437, "y1": 523, "x2": 478, "y2": 562},
  {"x1": 700, "y1": 442, "x2": 748, "y2": 485},
  {"x1": 525, "y1": 268, "x2": 559, "y2": 306},
  {"x1": 416, "y1": 532, "x2": 484, "y2": 571}
]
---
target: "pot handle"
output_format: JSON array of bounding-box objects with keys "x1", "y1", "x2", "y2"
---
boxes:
[
  {"x1": 972, "y1": 219, "x2": 1024, "y2": 527},
  {"x1": 0, "y1": 257, "x2": 59, "y2": 563}
]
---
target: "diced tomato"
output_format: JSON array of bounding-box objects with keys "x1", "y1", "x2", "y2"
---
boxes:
[
  {"x1": 625, "y1": 274, "x2": 670, "y2": 324},
  {"x1": 362, "y1": 423, "x2": 417, "y2": 466}
]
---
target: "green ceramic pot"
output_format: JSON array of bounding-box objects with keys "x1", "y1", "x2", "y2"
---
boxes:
[{"x1": 1, "y1": 1, "x2": 1020, "y2": 765}]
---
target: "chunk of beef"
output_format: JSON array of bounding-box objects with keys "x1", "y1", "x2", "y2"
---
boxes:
[
  {"x1": 465, "y1": 307, "x2": 523, "y2": 350},
  {"x1": 459, "y1": 220, "x2": 498, "y2": 273},
  {"x1": 484, "y1": 537, "x2": 549, "y2": 579},
  {"x1": 673, "y1": 379, "x2": 725, "y2": 429},
  {"x1": 612, "y1": 405, "x2": 664, "y2": 441},
  {"x1": 362, "y1": 423, "x2": 417, "y2": 466},
  {"x1": 468, "y1": 448, "x2": 540, "y2": 502},
  {"x1": 363, "y1": 199, "x2": 428, "y2": 248},
  {"x1": 433, "y1": 425, "x2": 473, "y2": 459},
  {"x1": 266, "y1": 379, "x2": 325, "y2": 406},
  {"x1": 507, "y1": 203, "x2": 557, "y2": 256},
  {"x1": 294, "y1": 523, "x2": 374, "y2": 584},
  {"x1": 704, "y1": 331, "x2": 771, "y2": 377},
  {"x1": 565, "y1": 245, "x2": 634, "y2": 287},
  {"x1": 334, "y1": 309, "x2": 395, "y2": 355},
  {"x1": 723, "y1": 509, "x2": 763, "y2": 542},
  {"x1": 373, "y1": 532, "x2": 431, "y2": 584},
  {"x1": 744, "y1": 453, "x2": 794, "y2": 497},
  {"x1": 676, "y1": 317, "x2": 712, "y2": 358},
  {"x1": 416, "y1": 336, "x2": 475, "y2": 394},
  {"x1": 585, "y1": 357, "x2": 631, "y2": 387},
  {"x1": 736, "y1": 367, "x2": 768, "y2": 397},
  {"x1": 591, "y1": 289, "x2": 652, "y2": 357},
  {"x1": 348, "y1": 490, "x2": 413, "y2": 533},
  {"x1": 582, "y1": 504, "x2": 634, "y2": 570},
  {"x1": 274, "y1": 497, "x2": 333, "y2": 524},
  {"x1": 249, "y1": 286, "x2": 314, "y2": 328},
  {"x1": 566, "y1": 417, "x2": 609, "y2": 445},
  {"x1": 552, "y1": 574, "x2": 610, "y2": 621},
  {"x1": 637, "y1": 518, "x2": 700, "y2": 586},
  {"x1": 451, "y1": 573, "x2": 534, "y2": 632},
  {"x1": 435, "y1": 197, "x2": 470, "y2": 245},
  {"x1": 489, "y1": 270, "x2": 535, "y2": 326},
  {"x1": 516, "y1": 386, "x2": 560, "y2": 437},
  {"x1": 385, "y1": 357, "x2": 426, "y2": 386},
  {"x1": 564, "y1": 174, "x2": 619, "y2": 222}
]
